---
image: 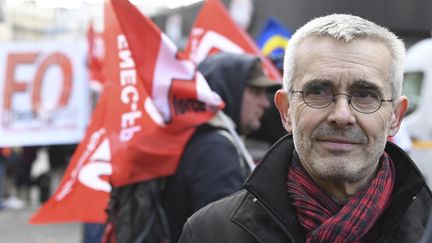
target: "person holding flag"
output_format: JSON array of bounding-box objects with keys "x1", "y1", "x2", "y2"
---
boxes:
[
  {"x1": 97, "y1": 0, "x2": 278, "y2": 242},
  {"x1": 30, "y1": 1, "x2": 279, "y2": 243},
  {"x1": 31, "y1": 0, "x2": 222, "y2": 239},
  {"x1": 161, "y1": 52, "x2": 279, "y2": 242}
]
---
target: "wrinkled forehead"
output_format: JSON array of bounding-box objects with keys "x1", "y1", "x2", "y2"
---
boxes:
[{"x1": 293, "y1": 36, "x2": 393, "y2": 94}]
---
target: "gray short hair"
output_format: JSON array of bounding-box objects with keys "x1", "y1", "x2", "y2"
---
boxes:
[{"x1": 283, "y1": 14, "x2": 406, "y2": 101}]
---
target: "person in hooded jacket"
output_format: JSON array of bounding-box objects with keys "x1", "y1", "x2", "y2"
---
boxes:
[
  {"x1": 179, "y1": 14, "x2": 432, "y2": 243},
  {"x1": 161, "y1": 52, "x2": 280, "y2": 242}
]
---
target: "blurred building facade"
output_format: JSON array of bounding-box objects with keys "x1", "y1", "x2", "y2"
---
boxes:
[
  {"x1": 0, "y1": 0, "x2": 430, "y2": 45},
  {"x1": 0, "y1": 0, "x2": 102, "y2": 41},
  {"x1": 153, "y1": 0, "x2": 432, "y2": 48}
]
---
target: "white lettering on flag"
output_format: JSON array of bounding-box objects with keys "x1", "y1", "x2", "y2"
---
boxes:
[
  {"x1": 55, "y1": 129, "x2": 110, "y2": 201},
  {"x1": 117, "y1": 34, "x2": 142, "y2": 141},
  {"x1": 78, "y1": 137, "x2": 112, "y2": 192}
]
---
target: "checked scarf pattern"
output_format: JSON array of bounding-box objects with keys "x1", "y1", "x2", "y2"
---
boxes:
[{"x1": 287, "y1": 151, "x2": 395, "y2": 243}]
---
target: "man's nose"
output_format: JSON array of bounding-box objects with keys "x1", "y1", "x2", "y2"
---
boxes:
[{"x1": 327, "y1": 95, "x2": 356, "y2": 126}]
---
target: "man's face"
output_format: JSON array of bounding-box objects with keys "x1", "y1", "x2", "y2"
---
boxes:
[
  {"x1": 275, "y1": 36, "x2": 407, "y2": 182},
  {"x1": 241, "y1": 86, "x2": 270, "y2": 134}
]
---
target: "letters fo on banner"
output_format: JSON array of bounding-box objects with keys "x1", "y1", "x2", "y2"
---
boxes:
[
  {"x1": 3, "y1": 52, "x2": 72, "y2": 118},
  {"x1": 0, "y1": 41, "x2": 89, "y2": 146}
]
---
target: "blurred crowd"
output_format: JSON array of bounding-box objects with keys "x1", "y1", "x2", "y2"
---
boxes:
[{"x1": 0, "y1": 145, "x2": 75, "y2": 210}]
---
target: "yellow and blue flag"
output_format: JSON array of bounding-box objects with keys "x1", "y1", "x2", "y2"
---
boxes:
[{"x1": 256, "y1": 17, "x2": 292, "y2": 70}]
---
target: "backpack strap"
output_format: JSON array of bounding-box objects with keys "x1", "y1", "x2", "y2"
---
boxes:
[
  {"x1": 207, "y1": 111, "x2": 256, "y2": 171},
  {"x1": 216, "y1": 129, "x2": 249, "y2": 172}
]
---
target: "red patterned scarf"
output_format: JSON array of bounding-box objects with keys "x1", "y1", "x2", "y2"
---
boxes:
[{"x1": 287, "y1": 151, "x2": 395, "y2": 243}]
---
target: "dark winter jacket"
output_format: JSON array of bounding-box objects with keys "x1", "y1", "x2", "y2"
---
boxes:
[
  {"x1": 161, "y1": 53, "x2": 260, "y2": 242},
  {"x1": 179, "y1": 134, "x2": 432, "y2": 243}
]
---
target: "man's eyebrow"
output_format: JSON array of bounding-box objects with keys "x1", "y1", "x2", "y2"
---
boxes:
[
  {"x1": 350, "y1": 80, "x2": 384, "y2": 96},
  {"x1": 301, "y1": 79, "x2": 333, "y2": 89},
  {"x1": 299, "y1": 79, "x2": 385, "y2": 94}
]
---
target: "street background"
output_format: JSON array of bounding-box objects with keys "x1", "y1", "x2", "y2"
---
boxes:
[
  {"x1": 0, "y1": 208, "x2": 80, "y2": 243},
  {"x1": 0, "y1": 147, "x2": 432, "y2": 243},
  {"x1": 1, "y1": 0, "x2": 432, "y2": 242}
]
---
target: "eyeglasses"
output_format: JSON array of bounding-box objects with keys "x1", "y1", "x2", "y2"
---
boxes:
[{"x1": 290, "y1": 84, "x2": 393, "y2": 114}]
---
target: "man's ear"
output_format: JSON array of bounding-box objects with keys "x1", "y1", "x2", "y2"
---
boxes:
[
  {"x1": 275, "y1": 90, "x2": 292, "y2": 133},
  {"x1": 388, "y1": 96, "x2": 408, "y2": 136}
]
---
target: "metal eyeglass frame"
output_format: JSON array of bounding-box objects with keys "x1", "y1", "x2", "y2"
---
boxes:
[{"x1": 290, "y1": 90, "x2": 393, "y2": 114}]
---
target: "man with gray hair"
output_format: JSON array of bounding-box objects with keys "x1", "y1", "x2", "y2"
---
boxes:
[{"x1": 179, "y1": 14, "x2": 432, "y2": 243}]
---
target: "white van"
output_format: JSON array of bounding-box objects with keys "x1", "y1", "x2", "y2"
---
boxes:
[
  {"x1": 403, "y1": 38, "x2": 432, "y2": 143},
  {"x1": 403, "y1": 38, "x2": 432, "y2": 185}
]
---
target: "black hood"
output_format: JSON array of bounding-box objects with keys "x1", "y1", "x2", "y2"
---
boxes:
[{"x1": 198, "y1": 53, "x2": 259, "y2": 133}]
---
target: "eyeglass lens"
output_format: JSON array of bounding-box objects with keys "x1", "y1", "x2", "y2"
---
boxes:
[{"x1": 301, "y1": 84, "x2": 382, "y2": 113}]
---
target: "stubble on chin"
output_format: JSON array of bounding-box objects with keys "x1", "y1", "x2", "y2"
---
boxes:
[{"x1": 293, "y1": 126, "x2": 384, "y2": 183}]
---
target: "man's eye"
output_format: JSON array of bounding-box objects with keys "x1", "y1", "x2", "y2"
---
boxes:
[
  {"x1": 305, "y1": 85, "x2": 330, "y2": 96},
  {"x1": 353, "y1": 90, "x2": 378, "y2": 99}
]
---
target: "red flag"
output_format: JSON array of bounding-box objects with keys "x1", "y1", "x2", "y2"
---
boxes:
[
  {"x1": 29, "y1": 0, "x2": 225, "y2": 223},
  {"x1": 184, "y1": 0, "x2": 282, "y2": 82},
  {"x1": 29, "y1": 92, "x2": 111, "y2": 224},
  {"x1": 106, "y1": 0, "x2": 223, "y2": 187},
  {"x1": 87, "y1": 21, "x2": 105, "y2": 91},
  {"x1": 29, "y1": 3, "x2": 118, "y2": 224}
]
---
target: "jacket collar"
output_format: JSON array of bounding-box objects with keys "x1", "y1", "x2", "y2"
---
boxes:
[
  {"x1": 237, "y1": 134, "x2": 429, "y2": 241},
  {"x1": 242, "y1": 134, "x2": 305, "y2": 242},
  {"x1": 378, "y1": 141, "x2": 430, "y2": 238}
]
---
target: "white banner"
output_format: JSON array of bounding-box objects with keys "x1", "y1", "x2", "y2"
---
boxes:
[{"x1": 0, "y1": 41, "x2": 90, "y2": 146}]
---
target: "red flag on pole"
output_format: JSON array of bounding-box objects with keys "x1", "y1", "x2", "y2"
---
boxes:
[
  {"x1": 184, "y1": 0, "x2": 282, "y2": 82},
  {"x1": 106, "y1": 0, "x2": 223, "y2": 187},
  {"x1": 29, "y1": 92, "x2": 111, "y2": 224},
  {"x1": 29, "y1": 4, "x2": 119, "y2": 224},
  {"x1": 29, "y1": 0, "x2": 224, "y2": 223}
]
